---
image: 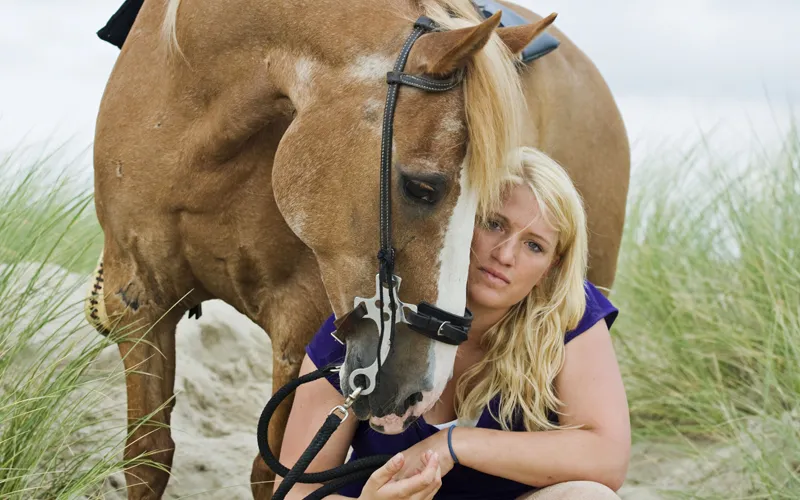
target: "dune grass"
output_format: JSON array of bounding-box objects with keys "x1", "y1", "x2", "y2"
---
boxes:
[
  {"x1": 611, "y1": 126, "x2": 800, "y2": 497},
  {"x1": 0, "y1": 146, "x2": 165, "y2": 499},
  {"x1": 0, "y1": 145, "x2": 102, "y2": 273}
]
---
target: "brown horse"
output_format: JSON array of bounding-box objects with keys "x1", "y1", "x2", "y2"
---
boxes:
[{"x1": 85, "y1": 0, "x2": 629, "y2": 498}]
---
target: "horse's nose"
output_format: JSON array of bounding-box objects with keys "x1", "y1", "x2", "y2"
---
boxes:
[{"x1": 403, "y1": 391, "x2": 423, "y2": 411}]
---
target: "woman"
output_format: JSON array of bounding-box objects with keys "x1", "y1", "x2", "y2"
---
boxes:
[{"x1": 276, "y1": 147, "x2": 630, "y2": 499}]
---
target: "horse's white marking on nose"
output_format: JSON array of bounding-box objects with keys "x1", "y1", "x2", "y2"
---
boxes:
[
  {"x1": 437, "y1": 163, "x2": 477, "y2": 320},
  {"x1": 292, "y1": 57, "x2": 319, "y2": 108}
]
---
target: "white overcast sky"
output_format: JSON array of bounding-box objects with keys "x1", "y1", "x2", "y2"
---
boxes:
[{"x1": 0, "y1": 0, "x2": 798, "y2": 173}]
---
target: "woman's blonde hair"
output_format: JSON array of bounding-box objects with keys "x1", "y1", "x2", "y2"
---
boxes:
[{"x1": 455, "y1": 147, "x2": 589, "y2": 431}]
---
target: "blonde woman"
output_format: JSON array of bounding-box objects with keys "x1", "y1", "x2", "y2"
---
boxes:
[{"x1": 277, "y1": 147, "x2": 630, "y2": 499}]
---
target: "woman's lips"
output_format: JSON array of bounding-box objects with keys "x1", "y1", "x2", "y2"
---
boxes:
[{"x1": 480, "y1": 267, "x2": 510, "y2": 285}]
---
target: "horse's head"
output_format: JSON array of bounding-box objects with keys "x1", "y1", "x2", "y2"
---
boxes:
[{"x1": 272, "y1": 4, "x2": 556, "y2": 433}]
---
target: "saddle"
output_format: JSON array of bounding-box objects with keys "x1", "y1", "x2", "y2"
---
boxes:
[{"x1": 97, "y1": 0, "x2": 559, "y2": 63}]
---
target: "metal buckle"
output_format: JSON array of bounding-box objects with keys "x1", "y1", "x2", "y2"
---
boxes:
[
  {"x1": 326, "y1": 385, "x2": 363, "y2": 424},
  {"x1": 328, "y1": 404, "x2": 350, "y2": 423},
  {"x1": 436, "y1": 321, "x2": 450, "y2": 337}
]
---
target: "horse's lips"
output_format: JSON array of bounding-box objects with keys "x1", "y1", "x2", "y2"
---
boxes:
[
  {"x1": 351, "y1": 394, "x2": 437, "y2": 433},
  {"x1": 369, "y1": 407, "x2": 416, "y2": 434}
]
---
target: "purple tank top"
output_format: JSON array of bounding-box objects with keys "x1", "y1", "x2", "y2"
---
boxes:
[{"x1": 305, "y1": 280, "x2": 618, "y2": 499}]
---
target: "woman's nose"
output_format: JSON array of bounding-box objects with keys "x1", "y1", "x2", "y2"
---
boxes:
[{"x1": 491, "y1": 237, "x2": 516, "y2": 265}]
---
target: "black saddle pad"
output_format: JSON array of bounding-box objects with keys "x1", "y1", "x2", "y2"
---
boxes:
[{"x1": 97, "y1": 0, "x2": 144, "y2": 49}]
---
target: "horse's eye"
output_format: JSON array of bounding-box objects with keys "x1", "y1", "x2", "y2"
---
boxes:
[{"x1": 403, "y1": 179, "x2": 440, "y2": 204}]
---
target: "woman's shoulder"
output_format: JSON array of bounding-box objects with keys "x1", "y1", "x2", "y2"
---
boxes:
[
  {"x1": 304, "y1": 313, "x2": 346, "y2": 392},
  {"x1": 564, "y1": 280, "x2": 619, "y2": 344}
]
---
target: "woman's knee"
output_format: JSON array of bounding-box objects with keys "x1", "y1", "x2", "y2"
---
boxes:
[{"x1": 517, "y1": 481, "x2": 620, "y2": 500}]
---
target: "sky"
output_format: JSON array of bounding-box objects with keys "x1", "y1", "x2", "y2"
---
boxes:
[{"x1": 0, "y1": 0, "x2": 798, "y2": 174}]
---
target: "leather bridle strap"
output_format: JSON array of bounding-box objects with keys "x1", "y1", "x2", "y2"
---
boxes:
[
  {"x1": 376, "y1": 15, "x2": 466, "y2": 380},
  {"x1": 406, "y1": 302, "x2": 473, "y2": 345},
  {"x1": 378, "y1": 15, "x2": 465, "y2": 283}
]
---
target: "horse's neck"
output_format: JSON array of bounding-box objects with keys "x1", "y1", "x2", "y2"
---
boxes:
[
  {"x1": 155, "y1": 0, "x2": 432, "y2": 174},
  {"x1": 174, "y1": 0, "x2": 417, "y2": 80}
]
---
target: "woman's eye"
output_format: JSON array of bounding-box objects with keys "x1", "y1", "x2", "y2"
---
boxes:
[
  {"x1": 526, "y1": 241, "x2": 543, "y2": 253},
  {"x1": 486, "y1": 219, "x2": 502, "y2": 230}
]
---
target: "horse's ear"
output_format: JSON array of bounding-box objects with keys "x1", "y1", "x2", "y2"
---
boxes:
[
  {"x1": 495, "y1": 13, "x2": 557, "y2": 56},
  {"x1": 406, "y1": 11, "x2": 503, "y2": 77}
]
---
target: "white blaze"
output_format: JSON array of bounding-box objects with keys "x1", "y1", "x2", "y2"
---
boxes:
[
  {"x1": 291, "y1": 57, "x2": 318, "y2": 109},
  {"x1": 347, "y1": 54, "x2": 396, "y2": 81},
  {"x1": 436, "y1": 163, "x2": 477, "y2": 315},
  {"x1": 426, "y1": 163, "x2": 478, "y2": 408},
  {"x1": 371, "y1": 164, "x2": 477, "y2": 433}
]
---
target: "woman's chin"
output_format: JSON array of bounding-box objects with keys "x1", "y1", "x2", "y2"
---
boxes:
[{"x1": 469, "y1": 286, "x2": 508, "y2": 311}]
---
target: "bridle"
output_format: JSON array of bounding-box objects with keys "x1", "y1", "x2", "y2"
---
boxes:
[
  {"x1": 258, "y1": 15, "x2": 477, "y2": 500},
  {"x1": 330, "y1": 15, "x2": 474, "y2": 396}
]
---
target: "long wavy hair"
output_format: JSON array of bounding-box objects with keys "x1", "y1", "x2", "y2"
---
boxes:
[{"x1": 455, "y1": 147, "x2": 589, "y2": 432}]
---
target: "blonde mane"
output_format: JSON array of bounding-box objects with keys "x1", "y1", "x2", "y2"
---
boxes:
[
  {"x1": 418, "y1": 0, "x2": 526, "y2": 217},
  {"x1": 161, "y1": 0, "x2": 183, "y2": 57}
]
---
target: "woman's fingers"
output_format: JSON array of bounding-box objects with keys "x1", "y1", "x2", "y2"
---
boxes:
[
  {"x1": 363, "y1": 451, "x2": 444, "y2": 500},
  {"x1": 420, "y1": 464, "x2": 443, "y2": 500},
  {"x1": 389, "y1": 451, "x2": 441, "y2": 499},
  {"x1": 363, "y1": 452, "x2": 405, "y2": 492}
]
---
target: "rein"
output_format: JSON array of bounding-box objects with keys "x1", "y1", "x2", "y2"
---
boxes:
[{"x1": 257, "y1": 364, "x2": 388, "y2": 500}]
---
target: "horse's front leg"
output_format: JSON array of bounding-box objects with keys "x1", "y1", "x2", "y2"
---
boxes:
[
  {"x1": 250, "y1": 340, "x2": 306, "y2": 499},
  {"x1": 250, "y1": 280, "x2": 330, "y2": 499}
]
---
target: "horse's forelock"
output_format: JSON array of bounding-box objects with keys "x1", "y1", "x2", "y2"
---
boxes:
[{"x1": 418, "y1": 0, "x2": 526, "y2": 218}]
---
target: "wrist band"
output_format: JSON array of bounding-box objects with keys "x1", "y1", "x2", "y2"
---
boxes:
[{"x1": 447, "y1": 425, "x2": 459, "y2": 464}]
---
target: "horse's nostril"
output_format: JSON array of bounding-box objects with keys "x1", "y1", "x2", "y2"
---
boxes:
[{"x1": 404, "y1": 391, "x2": 423, "y2": 409}]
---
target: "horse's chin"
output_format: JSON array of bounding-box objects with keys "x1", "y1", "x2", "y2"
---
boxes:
[
  {"x1": 369, "y1": 409, "x2": 418, "y2": 434},
  {"x1": 367, "y1": 396, "x2": 440, "y2": 434}
]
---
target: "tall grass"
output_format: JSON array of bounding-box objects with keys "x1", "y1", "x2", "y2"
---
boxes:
[
  {"x1": 613, "y1": 126, "x2": 800, "y2": 497},
  {"x1": 0, "y1": 145, "x2": 102, "y2": 273},
  {"x1": 0, "y1": 146, "x2": 158, "y2": 499}
]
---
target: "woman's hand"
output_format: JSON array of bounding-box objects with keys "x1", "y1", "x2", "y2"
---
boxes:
[
  {"x1": 392, "y1": 429, "x2": 455, "y2": 481},
  {"x1": 358, "y1": 451, "x2": 442, "y2": 500}
]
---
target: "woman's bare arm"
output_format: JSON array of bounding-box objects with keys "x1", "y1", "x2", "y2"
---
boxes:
[
  {"x1": 442, "y1": 319, "x2": 631, "y2": 490},
  {"x1": 273, "y1": 354, "x2": 358, "y2": 499}
]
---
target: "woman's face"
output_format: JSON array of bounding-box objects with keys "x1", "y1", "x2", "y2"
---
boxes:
[{"x1": 467, "y1": 184, "x2": 559, "y2": 313}]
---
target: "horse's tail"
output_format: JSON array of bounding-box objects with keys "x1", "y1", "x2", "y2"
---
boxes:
[{"x1": 84, "y1": 250, "x2": 111, "y2": 336}]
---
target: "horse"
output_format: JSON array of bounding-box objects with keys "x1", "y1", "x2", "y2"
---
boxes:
[{"x1": 84, "y1": 0, "x2": 629, "y2": 498}]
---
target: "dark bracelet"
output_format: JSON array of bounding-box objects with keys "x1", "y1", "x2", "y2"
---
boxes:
[{"x1": 447, "y1": 425, "x2": 459, "y2": 464}]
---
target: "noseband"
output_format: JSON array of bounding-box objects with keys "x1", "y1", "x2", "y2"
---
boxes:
[{"x1": 331, "y1": 16, "x2": 473, "y2": 396}]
